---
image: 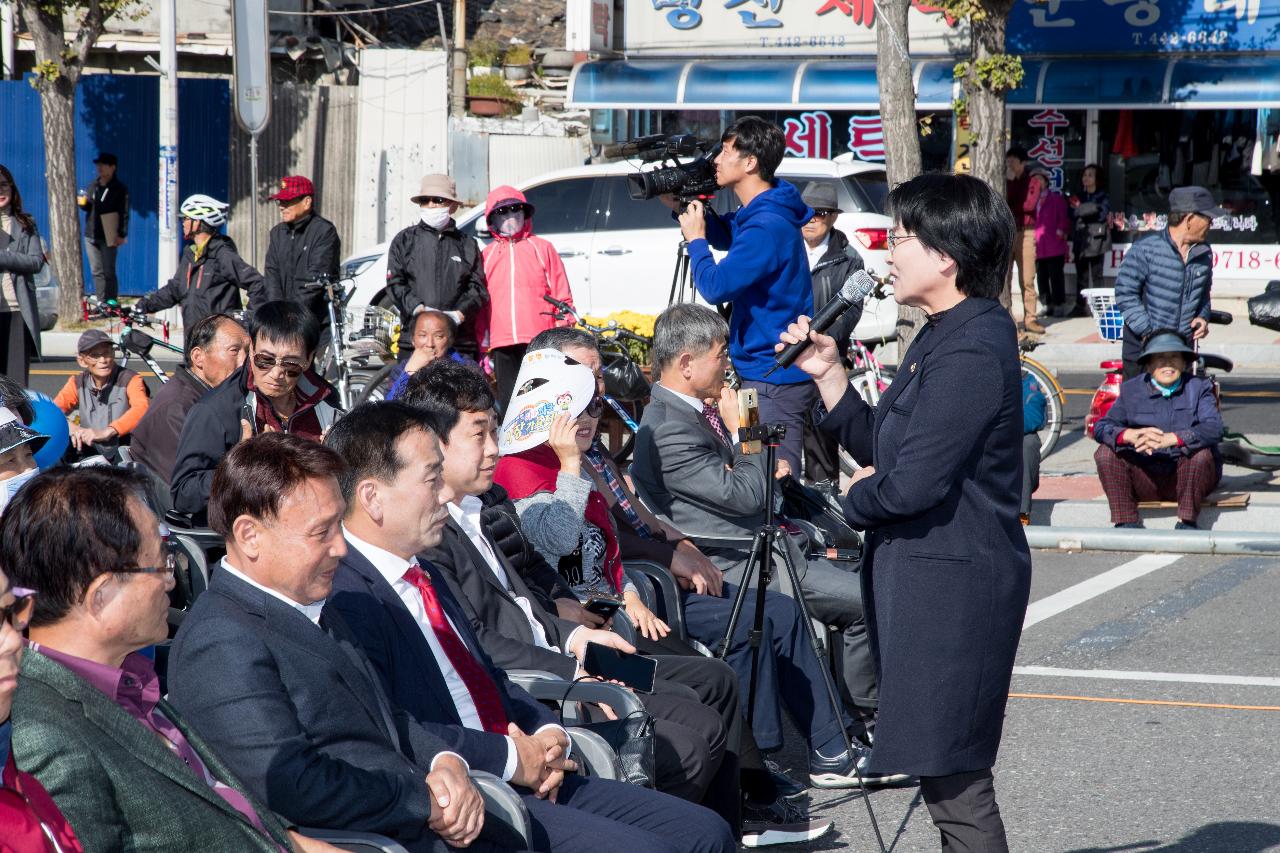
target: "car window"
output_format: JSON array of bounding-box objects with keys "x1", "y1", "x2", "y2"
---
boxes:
[
  {"x1": 847, "y1": 171, "x2": 888, "y2": 215},
  {"x1": 782, "y1": 176, "x2": 865, "y2": 213},
  {"x1": 599, "y1": 177, "x2": 681, "y2": 231},
  {"x1": 523, "y1": 178, "x2": 598, "y2": 235}
]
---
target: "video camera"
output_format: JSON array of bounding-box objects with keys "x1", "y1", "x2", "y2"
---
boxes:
[{"x1": 602, "y1": 133, "x2": 721, "y2": 204}]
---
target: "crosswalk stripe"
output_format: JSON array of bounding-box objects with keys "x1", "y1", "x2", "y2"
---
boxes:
[{"x1": 1022, "y1": 553, "x2": 1181, "y2": 629}]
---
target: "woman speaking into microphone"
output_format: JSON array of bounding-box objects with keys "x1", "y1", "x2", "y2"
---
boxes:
[{"x1": 780, "y1": 172, "x2": 1031, "y2": 852}]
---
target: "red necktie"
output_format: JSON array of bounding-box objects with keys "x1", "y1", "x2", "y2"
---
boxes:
[
  {"x1": 402, "y1": 563, "x2": 510, "y2": 735},
  {"x1": 702, "y1": 402, "x2": 732, "y2": 447}
]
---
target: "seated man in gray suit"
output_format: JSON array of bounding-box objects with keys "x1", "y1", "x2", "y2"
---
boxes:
[
  {"x1": 167, "y1": 433, "x2": 516, "y2": 853},
  {"x1": 632, "y1": 303, "x2": 887, "y2": 788},
  {"x1": 3, "y1": 466, "x2": 335, "y2": 853}
]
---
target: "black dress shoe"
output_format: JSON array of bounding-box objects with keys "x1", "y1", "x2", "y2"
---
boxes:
[{"x1": 809, "y1": 745, "x2": 912, "y2": 789}]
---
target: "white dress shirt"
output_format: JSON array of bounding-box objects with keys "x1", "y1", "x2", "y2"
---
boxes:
[
  {"x1": 657, "y1": 382, "x2": 709, "y2": 415},
  {"x1": 343, "y1": 527, "x2": 566, "y2": 781},
  {"x1": 220, "y1": 558, "x2": 326, "y2": 625},
  {"x1": 805, "y1": 234, "x2": 830, "y2": 271}
]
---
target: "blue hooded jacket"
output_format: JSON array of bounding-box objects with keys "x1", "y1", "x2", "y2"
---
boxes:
[{"x1": 689, "y1": 180, "x2": 815, "y2": 384}]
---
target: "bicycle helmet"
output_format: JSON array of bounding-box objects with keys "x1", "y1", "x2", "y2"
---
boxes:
[{"x1": 179, "y1": 194, "x2": 229, "y2": 227}]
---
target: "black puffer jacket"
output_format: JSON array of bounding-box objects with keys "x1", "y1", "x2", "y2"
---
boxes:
[
  {"x1": 810, "y1": 228, "x2": 866, "y2": 357},
  {"x1": 263, "y1": 213, "x2": 340, "y2": 324},
  {"x1": 137, "y1": 235, "x2": 272, "y2": 331},
  {"x1": 478, "y1": 484, "x2": 577, "y2": 608},
  {"x1": 384, "y1": 221, "x2": 487, "y2": 357}
]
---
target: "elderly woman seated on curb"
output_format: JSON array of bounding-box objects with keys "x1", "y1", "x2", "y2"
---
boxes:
[{"x1": 1093, "y1": 331, "x2": 1223, "y2": 530}]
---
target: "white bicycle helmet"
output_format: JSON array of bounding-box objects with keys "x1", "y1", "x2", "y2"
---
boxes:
[{"x1": 179, "y1": 194, "x2": 229, "y2": 227}]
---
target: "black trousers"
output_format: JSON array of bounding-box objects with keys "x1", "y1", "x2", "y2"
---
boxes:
[
  {"x1": 920, "y1": 768, "x2": 1009, "y2": 853},
  {"x1": 85, "y1": 238, "x2": 119, "y2": 302},
  {"x1": 803, "y1": 404, "x2": 841, "y2": 483},
  {"x1": 1121, "y1": 325, "x2": 1144, "y2": 381},
  {"x1": 1035, "y1": 255, "x2": 1066, "y2": 308},
  {"x1": 491, "y1": 343, "x2": 529, "y2": 414},
  {"x1": 0, "y1": 312, "x2": 29, "y2": 386}
]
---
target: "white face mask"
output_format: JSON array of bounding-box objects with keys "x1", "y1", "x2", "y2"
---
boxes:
[
  {"x1": 420, "y1": 206, "x2": 452, "y2": 230},
  {"x1": 495, "y1": 210, "x2": 526, "y2": 237},
  {"x1": 0, "y1": 465, "x2": 38, "y2": 514}
]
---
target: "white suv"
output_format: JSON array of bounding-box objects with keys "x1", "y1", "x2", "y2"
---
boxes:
[{"x1": 341, "y1": 157, "x2": 897, "y2": 343}]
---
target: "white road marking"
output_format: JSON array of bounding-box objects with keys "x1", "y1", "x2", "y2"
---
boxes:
[
  {"x1": 1023, "y1": 553, "x2": 1182, "y2": 629},
  {"x1": 1012, "y1": 666, "x2": 1280, "y2": 688}
]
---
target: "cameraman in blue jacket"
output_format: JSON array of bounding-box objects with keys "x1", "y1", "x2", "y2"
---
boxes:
[{"x1": 667, "y1": 117, "x2": 815, "y2": 474}]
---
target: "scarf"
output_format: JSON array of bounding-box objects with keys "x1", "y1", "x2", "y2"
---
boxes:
[
  {"x1": 494, "y1": 443, "x2": 624, "y2": 593},
  {"x1": 1150, "y1": 375, "x2": 1184, "y2": 398}
]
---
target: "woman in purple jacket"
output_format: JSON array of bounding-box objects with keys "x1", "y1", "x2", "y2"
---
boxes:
[
  {"x1": 1093, "y1": 331, "x2": 1223, "y2": 529},
  {"x1": 1030, "y1": 168, "x2": 1071, "y2": 319}
]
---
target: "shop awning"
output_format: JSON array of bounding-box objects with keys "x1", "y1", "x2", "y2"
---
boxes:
[
  {"x1": 567, "y1": 59, "x2": 958, "y2": 111},
  {"x1": 1009, "y1": 57, "x2": 1280, "y2": 109}
]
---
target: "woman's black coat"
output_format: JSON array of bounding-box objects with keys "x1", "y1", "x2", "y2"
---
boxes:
[{"x1": 818, "y1": 296, "x2": 1031, "y2": 777}]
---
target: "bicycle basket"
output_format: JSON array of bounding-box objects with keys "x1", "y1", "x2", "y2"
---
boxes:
[
  {"x1": 343, "y1": 305, "x2": 399, "y2": 350},
  {"x1": 1082, "y1": 288, "x2": 1125, "y2": 341}
]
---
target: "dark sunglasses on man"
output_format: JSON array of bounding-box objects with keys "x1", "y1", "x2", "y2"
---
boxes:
[
  {"x1": 252, "y1": 352, "x2": 307, "y2": 378},
  {"x1": 0, "y1": 586, "x2": 37, "y2": 632}
]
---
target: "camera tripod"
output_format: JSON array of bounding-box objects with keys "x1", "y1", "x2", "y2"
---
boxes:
[
  {"x1": 668, "y1": 239, "x2": 694, "y2": 306},
  {"x1": 716, "y1": 423, "x2": 886, "y2": 852}
]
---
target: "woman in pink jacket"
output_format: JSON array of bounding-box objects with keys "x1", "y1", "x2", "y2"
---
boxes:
[
  {"x1": 1031, "y1": 168, "x2": 1072, "y2": 319},
  {"x1": 477, "y1": 186, "x2": 576, "y2": 408}
]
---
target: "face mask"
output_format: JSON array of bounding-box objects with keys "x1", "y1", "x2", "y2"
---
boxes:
[
  {"x1": 495, "y1": 210, "x2": 526, "y2": 237},
  {"x1": 420, "y1": 207, "x2": 452, "y2": 230},
  {"x1": 0, "y1": 466, "x2": 38, "y2": 514}
]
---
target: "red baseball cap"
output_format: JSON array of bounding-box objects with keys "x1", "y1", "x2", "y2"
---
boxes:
[{"x1": 268, "y1": 175, "x2": 314, "y2": 201}]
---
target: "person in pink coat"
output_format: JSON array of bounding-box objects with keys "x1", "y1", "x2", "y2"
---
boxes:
[
  {"x1": 477, "y1": 186, "x2": 576, "y2": 408},
  {"x1": 1031, "y1": 168, "x2": 1072, "y2": 319}
]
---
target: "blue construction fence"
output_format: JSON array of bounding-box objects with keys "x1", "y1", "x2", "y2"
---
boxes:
[{"x1": 0, "y1": 73, "x2": 230, "y2": 297}]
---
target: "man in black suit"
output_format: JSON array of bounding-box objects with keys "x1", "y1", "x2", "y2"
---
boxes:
[
  {"x1": 323, "y1": 402, "x2": 736, "y2": 853},
  {"x1": 167, "y1": 433, "x2": 507, "y2": 853}
]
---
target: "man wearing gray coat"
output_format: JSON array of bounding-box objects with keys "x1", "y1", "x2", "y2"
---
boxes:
[{"x1": 0, "y1": 165, "x2": 45, "y2": 385}]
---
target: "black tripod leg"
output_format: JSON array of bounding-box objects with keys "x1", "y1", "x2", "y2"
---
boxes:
[{"x1": 773, "y1": 532, "x2": 887, "y2": 852}]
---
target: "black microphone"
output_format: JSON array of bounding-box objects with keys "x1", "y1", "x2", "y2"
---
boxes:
[{"x1": 766, "y1": 269, "x2": 878, "y2": 376}]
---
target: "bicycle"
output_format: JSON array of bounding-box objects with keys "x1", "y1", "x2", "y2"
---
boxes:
[
  {"x1": 82, "y1": 296, "x2": 184, "y2": 384},
  {"x1": 541, "y1": 295, "x2": 652, "y2": 464},
  {"x1": 307, "y1": 275, "x2": 399, "y2": 409}
]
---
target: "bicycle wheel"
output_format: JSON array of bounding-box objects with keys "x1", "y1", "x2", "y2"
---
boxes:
[
  {"x1": 350, "y1": 364, "x2": 397, "y2": 406},
  {"x1": 838, "y1": 366, "x2": 897, "y2": 476},
  {"x1": 1021, "y1": 357, "x2": 1064, "y2": 459}
]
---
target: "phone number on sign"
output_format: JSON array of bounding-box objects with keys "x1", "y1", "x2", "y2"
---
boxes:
[{"x1": 1104, "y1": 244, "x2": 1280, "y2": 281}]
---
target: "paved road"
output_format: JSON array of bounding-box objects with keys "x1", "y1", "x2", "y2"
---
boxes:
[{"x1": 770, "y1": 547, "x2": 1280, "y2": 852}]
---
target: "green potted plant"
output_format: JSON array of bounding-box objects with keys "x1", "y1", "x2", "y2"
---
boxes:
[
  {"x1": 503, "y1": 43, "x2": 534, "y2": 82},
  {"x1": 468, "y1": 38, "x2": 501, "y2": 76},
  {"x1": 467, "y1": 73, "x2": 519, "y2": 116}
]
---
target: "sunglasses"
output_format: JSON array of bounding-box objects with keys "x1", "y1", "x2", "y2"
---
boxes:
[
  {"x1": 585, "y1": 394, "x2": 604, "y2": 418},
  {"x1": 492, "y1": 204, "x2": 527, "y2": 217},
  {"x1": 114, "y1": 536, "x2": 178, "y2": 578},
  {"x1": 0, "y1": 587, "x2": 37, "y2": 632},
  {"x1": 419, "y1": 197, "x2": 453, "y2": 206},
  {"x1": 807, "y1": 210, "x2": 837, "y2": 222},
  {"x1": 252, "y1": 352, "x2": 307, "y2": 378}
]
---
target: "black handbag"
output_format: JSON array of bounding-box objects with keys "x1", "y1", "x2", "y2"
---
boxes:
[
  {"x1": 601, "y1": 351, "x2": 650, "y2": 402},
  {"x1": 574, "y1": 710, "x2": 657, "y2": 788}
]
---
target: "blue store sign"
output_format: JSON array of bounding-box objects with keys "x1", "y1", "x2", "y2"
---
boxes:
[{"x1": 1008, "y1": 0, "x2": 1277, "y2": 54}]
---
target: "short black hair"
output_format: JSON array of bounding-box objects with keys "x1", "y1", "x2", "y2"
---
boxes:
[
  {"x1": 887, "y1": 172, "x2": 1014, "y2": 301},
  {"x1": 722, "y1": 116, "x2": 785, "y2": 183},
  {"x1": 1006, "y1": 145, "x2": 1029, "y2": 162},
  {"x1": 398, "y1": 360, "x2": 494, "y2": 439},
  {"x1": 209, "y1": 432, "x2": 347, "y2": 535},
  {"x1": 249, "y1": 300, "x2": 321, "y2": 356},
  {"x1": 0, "y1": 374, "x2": 34, "y2": 424},
  {"x1": 324, "y1": 401, "x2": 446, "y2": 504},
  {"x1": 0, "y1": 467, "x2": 151, "y2": 627},
  {"x1": 527, "y1": 327, "x2": 598, "y2": 355},
  {"x1": 185, "y1": 313, "x2": 242, "y2": 367}
]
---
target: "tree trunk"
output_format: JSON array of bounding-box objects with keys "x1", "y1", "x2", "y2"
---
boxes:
[
  {"x1": 40, "y1": 81, "x2": 87, "y2": 320},
  {"x1": 966, "y1": 2, "x2": 1014, "y2": 194},
  {"x1": 874, "y1": 0, "x2": 928, "y2": 357}
]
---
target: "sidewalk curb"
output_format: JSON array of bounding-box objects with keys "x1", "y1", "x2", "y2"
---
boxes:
[{"x1": 1026, "y1": 525, "x2": 1280, "y2": 556}]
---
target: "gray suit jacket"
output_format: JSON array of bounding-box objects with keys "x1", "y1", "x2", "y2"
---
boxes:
[
  {"x1": 11, "y1": 648, "x2": 293, "y2": 852},
  {"x1": 632, "y1": 383, "x2": 781, "y2": 579}
]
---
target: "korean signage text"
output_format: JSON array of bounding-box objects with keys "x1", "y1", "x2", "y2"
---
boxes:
[{"x1": 1007, "y1": 0, "x2": 1274, "y2": 54}]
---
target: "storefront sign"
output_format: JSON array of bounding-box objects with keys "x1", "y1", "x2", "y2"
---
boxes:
[
  {"x1": 1007, "y1": 0, "x2": 1275, "y2": 54},
  {"x1": 1104, "y1": 241, "x2": 1280, "y2": 280},
  {"x1": 1026, "y1": 108, "x2": 1070, "y2": 191},
  {"x1": 779, "y1": 110, "x2": 887, "y2": 160},
  {"x1": 624, "y1": 0, "x2": 964, "y2": 56}
]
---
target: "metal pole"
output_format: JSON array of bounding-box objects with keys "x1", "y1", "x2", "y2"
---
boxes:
[
  {"x1": 1, "y1": 1, "x2": 15, "y2": 80},
  {"x1": 1025, "y1": 525, "x2": 1280, "y2": 556},
  {"x1": 157, "y1": 0, "x2": 180, "y2": 288},
  {"x1": 450, "y1": 0, "x2": 467, "y2": 117},
  {"x1": 249, "y1": 133, "x2": 260, "y2": 265}
]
